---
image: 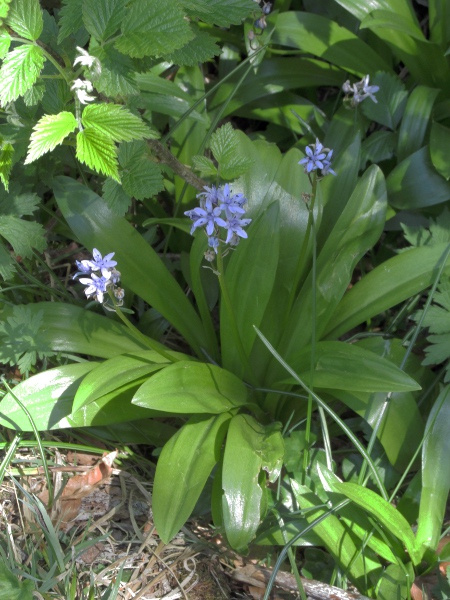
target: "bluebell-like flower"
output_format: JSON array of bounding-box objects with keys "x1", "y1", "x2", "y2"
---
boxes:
[
  {"x1": 188, "y1": 205, "x2": 227, "y2": 236},
  {"x1": 73, "y1": 259, "x2": 92, "y2": 279},
  {"x1": 79, "y1": 272, "x2": 110, "y2": 303},
  {"x1": 208, "y1": 236, "x2": 220, "y2": 253},
  {"x1": 197, "y1": 185, "x2": 220, "y2": 207},
  {"x1": 218, "y1": 184, "x2": 247, "y2": 218},
  {"x1": 87, "y1": 248, "x2": 117, "y2": 278},
  {"x1": 342, "y1": 75, "x2": 379, "y2": 106},
  {"x1": 299, "y1": 139, "x2": 336, "y2": 177},
  {"x1": 224, "y1": 216, "x2": 252, "y2": 244}
]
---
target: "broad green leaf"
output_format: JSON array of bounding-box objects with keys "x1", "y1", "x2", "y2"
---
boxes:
[
  {"x1": 0, "y1": 191, "x2": 46, "y2": 262},
  {"x1": 361, "y1": 72, "x2": 408, "y2": 130},
  {"x1": 53, "y1": 177, "x2": 209, "y2": 357},
  {"x1": 115, "y1": 0, "x2": 193, "y2": 58},
  {"x1": 165, "y1": 25, "x2": 220, "y2": 67},
  {"x1": 271, "y1": 12, "x2": 392, "y2": 76},
  {"x1": 282, "y1": 341, "x2": 420, "y2": 393},
  {"x1": 222, "y1": 415, "x2": 284, "y2": 551},
  {"x1": 91, "y1": 44, "x2": 139, "y2": 97},
  {"x1": 102, "y1": 178, "x2": 131, "y2": 215},
  {"x1": 376, "y1": 564, "x2": 411, "y2": 600},
  {"x1": 290, "y1": 480, "x2": 382, "y2": 589},
  {"x1": 221, "y1": 202, "x2": 280, "y2": 380},
  {"x1": 132, "y1": 361, "x2": 248, "y2": 414},
  {"x1": 429, "y1": 0, "x2": 450, "y2": 47},
  {"x1": 397, "y1": 86, "x2": 440, "y2": 162},
  {"x1": 0, "y1": 142, "x2": 13, "y2": 191},
  {"x1": 76, "y1": 127, "x2": 120, "y2": 181},
  {"x1": 82, "y1": 0, "x2": 125, "y2": 41},
  {"x1": 360, "y1": 9, "x2": 424, "y2": 40},
  {"x1": 415, "y1": 385, "x2": 450, "y2": 561},
  {"x1": 210, "y1": 122, "x2": 254, "y2": 180},
  {"x1": 178, "y1": 0, "x2": 256, "y2": 27},
  {"x1": 25, "y1": 111, "x2": 77, "y2": 164},
  {"x1": 361, "y1": 131, "x2": 396, "y2": 169},
  {"x1": 0, "y1": 302, "x2": 149, "y2": 358},
  {"x1": 0, "y1": 363, "x2": 156, "y2": 431},
  {"x1": 0, "y1": 563, "x2": 34, "y2": 600},
  {"x1": 153, "y1": 413, "x2": 231, "y2": 542},
  {"x1": 83, "y1": 419, "x2": 176, "y2": 446},
  {"x1": 430, "y1": 122, "x2": 450, "y2": 180},
  {"x1": 5, "y1": 0, "x2": 43, "y2": 41},
  {"x1": 57, "y1": 0, "x2": 83, "y2": 43},
  {"x1": 324, "y1": 243, "x2": 450, "y2": 340},
  {"x1": 142, "y1": 217, "x2": 192, "y2": 234},
  {"x1": 72, "y1": 351, "x2": 182, "y2": 411},
  {"x1": 118, "y1": 140, "x2": 164, "y2": 200},
  {"x1": 387, "y1": 147, "x2": 450, "y2": 209},
  {"x1": 81, "y1": 103, "x2": 153, "y2": 142},
  {"x1": 0, "y1": 45, "x2": 45, "y2": 105},
  {"x1": 0, "y1": 31, "x2": 11, "y2": 58},
  {"x1": 334, "y1": 482, "x2": 420, "y2": 566}
]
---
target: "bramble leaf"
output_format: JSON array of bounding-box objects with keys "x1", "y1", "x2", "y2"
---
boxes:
[
  {"x1": 92, "y1": 45, "x2": 138, "y2": 97},
  {"x1": 115, "y1": 0, "x2": 193, "y2": 58},
  {"x1": 82, "y1": 0, "x2": 126, "y2": 41},
  {"x1": 192, "y1": 155, "x2": 217, "y2": 177},
  {"x1": 118, "y1": 140, "x2": 163, "y2": 200},
  {"x1": 0, "y1": 31, "x2": 11, "y2": 58},
  {"x1": 81, "y1": 103, "x2": 154, "y2": 142},
  {"x1": 0, "y1": 142, "x2": 14, "y2": 191},
  {"x1": 210, "y1": 122, "x2": 254, "y2": 180},
  {"x1": 102, "y1": 177, "x2": 131, "y2": 215},
  {"x1": 5, "y1": 0, "x2": 43, "y2": 41},
  {"x1": 0, "y1": 44, "x2": 45, "y2": 105},
  {"x1": 76, "y1": 127, "x2": 120, "y2": 181},
  {"x1": 178, "y1": 0, "x2": 257, "y2": 27},
  {"x1": 57, "y1": 0, "x2": 83, "y2": 43},
  {"x1": 165, "y1": 26, "x2": 220, "y2": 66},
  {"x1": 25, "y1": 111, "x2": 78, "y2": 164}
]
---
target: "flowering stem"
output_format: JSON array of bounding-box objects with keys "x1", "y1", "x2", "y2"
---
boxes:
[
  {"x1": 216, "y1": 247, "x2": 257, "y2": 386},
  {"x1": 108, "y1": 291, "x2": 178, "y2": 363}
]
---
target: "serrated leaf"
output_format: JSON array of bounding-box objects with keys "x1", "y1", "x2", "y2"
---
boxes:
[
  {"x1": 0, "y1": 142, "x2": 14, "y2": 191},
  {"x1": 5, "y1": 0, "x2": 43, "y2": 40},
  {"x1": 118, "y1": 140, "x2": 163, "y2": 199},
  {"x1": 115, "y1": 0, "x2": 194, "y2": 58},
  {"x1": 165, "y1": 26, "x2": 221, "y2": 66},
  {"x1": 23, "y1": 81, "x2": 45, "y2": 106},
  {"x1": 76, "y1": 127, "x2": 120, "y2": 181},
  {"x1": 81, "y1": 103, "x2": 152, "y2": 142},
  {"x1": 57, "y1": 0, "x2": 83, "y2": 43},
  {"x1": 0, "y1": 45, "x2": 45, "y2": 105},
  {"x1": 210, "y1": 122, "x2": 254, "y2": 179},
  {"x1": 192, "y1": 154, "x2": 217, "y2": 177},
  {"x1": 102, "y1": 177, "x2": 131, "y2": 215},
  {"x1": 178, "y1": 0, "x2": 256, "y2": 27},
  {"x1": 0, "y1": 216, "x2": 46, "y2": 257},
  {"x1": 82, "y1": 0, "x2": 126, "y2": 41},
  {"x1": 25, "y1": 111, "x2": 77, "y2": 164},
  {"x1": 0, "y1": 238, "x2": 15, "y2": 279},
  {"x1": 0, "y1": 32, "x2": 11, "y2": 59},
  {"x1": 0, "y1": 0, "x2": 12, "y2": 23},
  {"x1": 93, "y1": 45, "x2": 139, "y2": 97}
]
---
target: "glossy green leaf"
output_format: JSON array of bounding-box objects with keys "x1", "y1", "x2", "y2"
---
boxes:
[
  {"x1": 271, "y1": 12, "x2": 392, "y2": 75},
  {"x1": 430, "y1": 122, "x2": 450, "y2": 180},
  {"x1": 282, "y1": 341, "x2": 420, "y2": 393},
  {"x1": 6, "y1": 0, "x2": 43, "y2": 41},
  {"x1": 221, "y1": 201, "x2": 280, "y2": 379},
  {"x1": 222, "y1": 415, "x2": 284, "y2": 551},
  {"x1": 376, "y1": 564, "x2": 410, "y2": 600},
  {"x1": 361, "y1": 72, "x2": 408, "y2": 130},
  {"x1": 360, "y1": 9, "x2": 424, "y2": 40},
  {"x1": 290, "y1": 480, "x2": 382, "y2": 589},
  {"x1": 324, "y1": 243, "x2": 450, "y2": 340},
  {"x1": 83, "y1": 419, "x2": 176, "y2": 446},
  {"x1": 334, "y1": 482, "x2": 420, "y2": 566},
  {"x1": 397, "y1": 86, "x2": 440, "y2": 163},
  {"x1": 53, "y1": 177, "x2": 208, "y2": 357},
  {"x1": 153, "y1": 413, "x2": 231, "y2": 542},
  {"x1": 82, "y1": 0, "x2": 125, "y2": 41},
  {"x1": 415, "y1": 385, "x2": 450, "y2": 561},
  {"x1": 132, "y1": 361, "x2": 248, "y2": 414},
  {"x1": 72, "y1": 351, "x2": 181, "y2": 411}
]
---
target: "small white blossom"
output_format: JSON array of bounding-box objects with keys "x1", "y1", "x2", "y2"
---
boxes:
[
  {"x1": 342, "y1": 75, "x2": 379, "y2": 107},
  {"x1": 71, "y1": 78, "x2": 96, "y2": 104},
  {"x1": 74, "y1": 46, "x2": 102, "y2": 76}
]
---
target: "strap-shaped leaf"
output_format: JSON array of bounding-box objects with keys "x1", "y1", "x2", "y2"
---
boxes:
[
  {"x1": 25, "y1": 111, "x2": 78, "y2": 164},
  {"x1": 0, "y1": 45, "x2": 45, "y2": 105}
]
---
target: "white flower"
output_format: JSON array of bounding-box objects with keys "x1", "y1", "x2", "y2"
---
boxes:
[
  {"x1": 74, "y1": 46, "x2": 101, "y2": 76},
  {"x1": 342, "y1": 75, "x2": 379, "y2": 106},
  {"x1": 71, "y1": 78, "x2": 96, "y2": 104}
]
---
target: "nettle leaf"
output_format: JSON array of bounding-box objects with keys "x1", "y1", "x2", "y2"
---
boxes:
[
  {"x1": 102, "y1": 177, "x2": 131, "y2": 215},
  {"x1": 0, "y1": 44, "x2": 45, "y2": 105},
  {"x1": 0, "y1": 305, "x2": 56, "y2": 373},
  {"x1": 76, "y1": 127, "x2": 120, "y2": 181},
  {"x1": 0, "y1": 32, "x2": 11, "y2": 59},
  {"x1": 165, "y1": 26, "x2": 221, "y2": 66},
  {"x1": 82, "y1": 0, "x2": 126, "y2": 41},
  {"x1": 178, "y1": 0, "x2": 257, "y2": 27},
  {"x1": 192, "y1": 155, "x2": 217, "y2": 177},
  {"x1": 119, "y1": 140, "x2": 163, "y2": 200},
  {"x1": 57, "y1": 0, "x2": 83, "y2": 43},
  {"x1": 81, "y1": 103, "x2": 153, "y2": 142},
  {"x1": 210, "y1": 122, "x2": 254, "y2": 180},
  {"x1": 5, "y1": 0, "x2": 43, "y2": 41},
  {"x1": 25, "y1": 111, "x2": 78, "y2": 164},
  {"x1": 115, "y1": 0, "x2": 194, "y2": 58},
  {"x1": 0, "y1": 142, "x2": 14, "y2": 191}
]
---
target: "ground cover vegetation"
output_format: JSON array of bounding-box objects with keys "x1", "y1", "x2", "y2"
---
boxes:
[{"x1": 0, "y1": 0, "x2": 450, "y2": 597}]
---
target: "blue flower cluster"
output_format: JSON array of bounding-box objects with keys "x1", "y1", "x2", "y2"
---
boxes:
[
  {"x1": 298, "y1": 139, "x2": 336, "y2": 177},
  {"x1": 185, "y1": 184, "x2": 252, "y2": 259},
  {"x1": 74, "y1": 248, "x2": 123, "y2": 304}
]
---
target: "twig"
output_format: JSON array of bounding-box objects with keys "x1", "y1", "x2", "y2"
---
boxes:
[{"x1": 147, "y1": 139, "x2": 207, "y2": 191}]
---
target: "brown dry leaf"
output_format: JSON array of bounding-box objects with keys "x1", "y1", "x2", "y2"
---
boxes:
[
  {"x1": 39, "y1": 450, "x2": 118, "y2": 528},
  {"x1": 66, "y1": 450, "x2": 99, "y2": 466}
]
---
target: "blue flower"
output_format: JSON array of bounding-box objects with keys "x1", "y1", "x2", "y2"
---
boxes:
[
  {"x1": 197, "y1": 185, "x2": 220, "y2": 208},
  {"x1": 187, "y1": 205, "x2": 227, "y2": 236},
  {"x1": 208, "y1": 236, "x2": 220, "y2": 253},
  {"x1": 299, "y1": 139, "x2": 336, "y2": 177},
  {"x1": 87, "y1": 248, "x2": 117, "y2": 278},
  {"x1": 224, "y1": 216, "x2": 252, "y2": 244},
  {"x1": 79, "y1": 272, "x2": 110, "y2": 303},
  {"x1": 218, "y1": 184, "x2": 247, "y2": 218},
  {"x1": 321, "y1": 149, "x2": 336, "y2": 176}
]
